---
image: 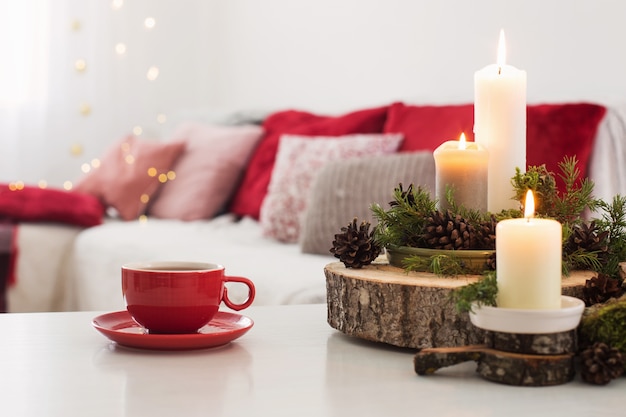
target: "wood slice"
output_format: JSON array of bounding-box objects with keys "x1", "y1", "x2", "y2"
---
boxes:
[
  {"x1": 325, "y1": 260, "x2": 593, "y2": 349},
  {"x1": 414, "y1": 345, "x2": 575, "y2": 386},
  {"x1": 485, "y1": 329, "x2": 578, "y2": 355},
  {"x1": 477, "y1": 349, "x2": 575, "y2": 386}
]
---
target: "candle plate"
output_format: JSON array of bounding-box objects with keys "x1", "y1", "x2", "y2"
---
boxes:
[
  {"x1": 386, "y1": 245, "x2": 494, "y2": 274},
  {"x1": 469, "y1": 295, "x2": 585, "y2": 334}
]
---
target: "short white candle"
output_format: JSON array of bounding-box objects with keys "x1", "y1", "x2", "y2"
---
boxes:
[
  {"x1": 433, "y1": 133, "x2": 488, "y2": 212},
  {"x1": 496, "y1": 190, "x2": 562, "y2": 309},
  {"x1": 474, "y1": 29, "x2": 527, "y2": 213}
]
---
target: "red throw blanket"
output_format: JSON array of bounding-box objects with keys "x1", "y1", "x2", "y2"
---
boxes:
[
  {"x1": 0, "y1": 223, "x2": 16, "y2": 312},
  {"x1": 0, "y1": 185, "x2": 105, "y2": 312}
]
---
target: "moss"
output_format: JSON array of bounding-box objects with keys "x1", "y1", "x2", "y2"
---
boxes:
[{"x1": 579, "y1": 296, "x2": 626, "y2": 357}]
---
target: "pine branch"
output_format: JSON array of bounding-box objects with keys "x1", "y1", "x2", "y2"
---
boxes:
[
  {"x1": 450, "y1": 272, "x2": 498, "y2": 313},
  {"x1": 594, "y1": 195, "x2": 626, "y2": 278},
  {"x1": 371, "y1": 183, "x2": 437, "y2": 248},
  {"x1": 402, "y1": 253, "x2": 466, "y2": 277},
  {"x1": 511, "y1": 156, "x2": 600, "y2": 226},
  {"x1": 562, "y1": 248, "x2": 603, "y2": 276},
  {"x1": 554, "y1": 156, "x2": 599, "y2": 225}
]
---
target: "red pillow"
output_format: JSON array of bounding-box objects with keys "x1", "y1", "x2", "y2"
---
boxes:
[
  {"x1": 384, "y1": 101, "x2": 606, "y2": 189},
  {"x1": 0, "y1": 184, "x2": 105, "y2": 227},
  {"x1": 526, "y1": 103, "x2": 606, "y2": 189},
  {"x1": 384, "y1": 102, "x2": 474, "y2": 151},
  {"x1": 229, "y1": 105, "x2": 389, "y2": 219}
]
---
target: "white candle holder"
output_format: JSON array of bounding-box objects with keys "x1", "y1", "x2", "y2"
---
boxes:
[{"x1": 469, "y1": 295, "x2": 584, "y2": 334}]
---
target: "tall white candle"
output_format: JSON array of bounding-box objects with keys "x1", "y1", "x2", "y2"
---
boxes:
[
  {"x1": 433, "y1": 133, "x2": 488, "y2": 212},
  {"x1": 474, "y1": 29, "x2": 527, "y2": 213},
  {"x1": 496, "y1": 190, "x2": 562, "y2": 310}
]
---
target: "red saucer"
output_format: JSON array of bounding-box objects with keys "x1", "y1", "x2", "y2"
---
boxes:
[{"x1": 92, "y1": 310, "x2": 253, "y2": 350}]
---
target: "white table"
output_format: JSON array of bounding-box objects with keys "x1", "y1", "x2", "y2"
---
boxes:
[{"x1": 0, "y1": 304, "x2": 623, "y2": 417}]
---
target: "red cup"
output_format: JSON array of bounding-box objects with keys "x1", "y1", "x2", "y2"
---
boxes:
[{"x1": 121, "y1": 261, "x2": 255, "y2": 334}]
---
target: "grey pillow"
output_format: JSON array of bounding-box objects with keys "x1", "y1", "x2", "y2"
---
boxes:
[{"x1": 299, "y1": 151, "x2": 435, "y2": 255}]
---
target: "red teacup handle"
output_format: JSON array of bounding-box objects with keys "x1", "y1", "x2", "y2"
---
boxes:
[{"x1": 222, "y1": 276, "x2": 256, "y2": 310}]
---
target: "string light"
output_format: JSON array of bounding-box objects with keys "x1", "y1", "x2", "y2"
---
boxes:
[
  {"x1": 114, "y1": 43, "x2": 127, "y2": 55},
  {"x1": 144, "y1": 17, "x2": 156, "y2": 29},
  {"x1": 70, "y1": 143, "x2": 84, "y2": 156},
  {"x1": 146, "y1": 66, "x2": 159, "y2": 81},
  {"x1": 74, "y1": 59, "x2": 87, "y2": 72},
  {"x1": 79, "y1": 103, "x2": 92, "y2": 116},
  {"x1": 5, "y1": 181, "x2": 52, "y2": 190},
  {"x1": 8, "y1": 182, "x2": 25, "y2": 191},
  {"x1": 62, "y1": 4, "x2": 168, "y2": 197}
]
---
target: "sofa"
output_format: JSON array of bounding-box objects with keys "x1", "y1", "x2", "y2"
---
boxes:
[{"x1": 3, "y1": 101, "x2": 625, "y2": 313}]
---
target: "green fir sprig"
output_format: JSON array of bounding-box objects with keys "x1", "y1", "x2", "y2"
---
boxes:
[
  {"x1": 594, "y1": 195, "x2": 626, "y2": 277},
  {"x1": 450, "y1": 272, "x2": 498, "y2": 313},
  {"x1": 370, "y1": 183, "x2": 436, "y2": 248},
  {"x1": 402, "y1": 253, "x2": 466, "y2": 277},
  {"x1": 511, "y1": 156, "x2": 598, "y2": 225}
]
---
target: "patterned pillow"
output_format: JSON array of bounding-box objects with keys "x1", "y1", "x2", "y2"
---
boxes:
[
  {"x1": 259, "y1": 133, "x2": 403, "y2": 243},
  {"x1": 74, "y1": 135, "x2": 185, "y2": 220}
]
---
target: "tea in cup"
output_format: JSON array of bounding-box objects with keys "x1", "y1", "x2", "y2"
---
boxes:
[{"x1": 121, "y1": 261, "x2": 255, "y2": 334}]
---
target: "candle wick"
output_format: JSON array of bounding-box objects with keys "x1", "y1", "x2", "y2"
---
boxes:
[{"x1": 498, "y1": 66, "x2": 502, "y2": 75}]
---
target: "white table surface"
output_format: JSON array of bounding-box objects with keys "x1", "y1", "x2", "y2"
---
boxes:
[{"x1": 0, "y1": 304, "x2": 623, "y2": 417}]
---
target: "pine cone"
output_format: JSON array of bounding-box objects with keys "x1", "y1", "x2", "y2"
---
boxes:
[
  {"x1": 474, "y1": 214, "x2": 497, "y2": 250},
  {"x1": 565, "y1": 221, "x2": 609, "y2": 255},
  {"x1": 582, "y1": 273, "x2": 624, "y2": 306},
  {"x1": 579, "y1": 342, "x2": 625, "y2": 385},
  {"x1": 421, "y1": 210, "x2": 472, "y2": 250},
  {"x1": 330, "y1": 218, "x2": 381, "y2": 269}
]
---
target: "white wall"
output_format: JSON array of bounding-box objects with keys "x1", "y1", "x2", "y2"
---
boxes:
[
  {"x1": 206, "y1": 0, "x2": 626, "y2": 112},
  {"x1": 5, "y1": 0, "x2": 626, "y2": 186}
]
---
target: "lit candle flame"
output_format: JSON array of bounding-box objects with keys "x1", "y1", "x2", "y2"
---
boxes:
[
  {"x1": 497, "y1": 29, "x2": 506, "y2": 72},
  {"x1": 524, "y1": 189, "x2": 535, "y2": 220},
  {"x1": 458, "y1": 132, "x2": 467, "y2": 150}
]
